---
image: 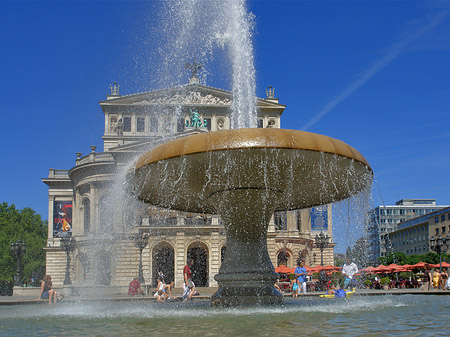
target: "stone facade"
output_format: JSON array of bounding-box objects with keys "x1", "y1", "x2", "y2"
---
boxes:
[{"x1": 43, "y1": 81, "x2": 335, "y2": 292}]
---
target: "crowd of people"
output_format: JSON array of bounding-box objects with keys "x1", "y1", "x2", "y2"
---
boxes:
[{"x1": 35, "y1": 257, "x2": 450, "y2": 304}]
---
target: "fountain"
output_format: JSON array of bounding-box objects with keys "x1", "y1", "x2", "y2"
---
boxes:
[{"x1": 127, "y1": 127, "x2": 372, "y2": 306}]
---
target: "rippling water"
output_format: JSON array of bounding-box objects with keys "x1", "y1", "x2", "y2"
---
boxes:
[{"x1": 1, "y1": 295, "x2": 449, "y2": 336}]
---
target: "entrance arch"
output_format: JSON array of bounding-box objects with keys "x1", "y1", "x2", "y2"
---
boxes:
[
  {"x1": 277, "y1": 249, "x2": 292, "y2": 267},
  {"x1": 152, "y1": 242, "x2": 174, "y2": 286},
  {"x1": 187, "y1": 242, "x2": 209, "y2": 287}
]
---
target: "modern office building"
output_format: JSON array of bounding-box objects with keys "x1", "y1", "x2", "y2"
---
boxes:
[
  {"x1": 388, "y1": 206, "x2": 450, "y2": 256},
  {"x1": 42, "y1": 73, "x2": 335, "y2": 294},
  {"x1": 367, "y1": 199, "x2": 448, "y2": 262}
]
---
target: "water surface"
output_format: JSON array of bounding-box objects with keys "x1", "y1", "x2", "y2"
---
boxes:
[{"x1": 0, "y1": 295, "x2": 448, "y2": 336}]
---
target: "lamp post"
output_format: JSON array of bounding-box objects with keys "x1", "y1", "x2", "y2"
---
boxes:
[
  {"x1": 313, "y1": 253, "x2": 317, "y2": 266},
  {"x1": 430, "y1": 234, "x2": 449, "y2": 273},
  {"x1": 10, "y1": 239, "x2": 26, "y2": 286},
  {"x1": 60, "y1": 237, "x2": 74, "y2": 285},
  {"x1": 134, "y1": 233, "x2": 149, "y2": 284},
  {"x1": 314, "y1": 232, "x2": 330, "y2": 266}
]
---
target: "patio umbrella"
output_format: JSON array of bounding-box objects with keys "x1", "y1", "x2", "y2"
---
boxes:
[
  {"x1": 387, "y1": 264, "x2": 407, "y2": 273},
  {"x1": 275, "y1": 265, "x2": 294, "y2": 274},
  {"x1": 428, "y1": 262, "x2": 450, "y2": 269},
  {"x1": 373, "y1": 265, "x2": 391, "y2": 273},
  {"x1": 410, "y1": 262, "x2": 428, "y2": 269},
  {"x1": 361, "y1": 266, "x2": 376, "y2": 274}
]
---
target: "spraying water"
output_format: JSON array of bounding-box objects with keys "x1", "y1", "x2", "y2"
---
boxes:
[{"x1": 158, "y1": 0, "x2": 257, "y2": 128}]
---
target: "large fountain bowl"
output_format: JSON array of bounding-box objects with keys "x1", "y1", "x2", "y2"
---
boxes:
[
  {"x1": 128, "y1": 128, "x2": 372, "y2": 306},
  {"x1": 129, "y1": 128, "x2": 372, "y2": 214}
]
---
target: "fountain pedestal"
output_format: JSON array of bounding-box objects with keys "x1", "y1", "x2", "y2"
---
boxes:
[{"x1": 209, "y1": 189, "x2": 283, "y2": 306}]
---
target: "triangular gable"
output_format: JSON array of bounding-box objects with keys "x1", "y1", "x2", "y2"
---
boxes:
[{"x1": 100, "y1": 83, "x2": 285, "y2": 109}]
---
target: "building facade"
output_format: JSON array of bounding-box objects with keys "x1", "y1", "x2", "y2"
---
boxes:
[
  {"x1": 388, "y1": 206, "x2": 450, "y2": 256},
  {"x1": 367, "y1": 199, "x2": 448, "y2": 262},
  {"x1": 42, "y1": 78, "x2": 335, "y2": 293}
]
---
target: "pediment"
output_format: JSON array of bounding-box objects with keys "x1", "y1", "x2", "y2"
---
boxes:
[
  {"x1": 100, "y1": 84, "x2": 285, "y2": 109},
  {"x1": 101, "y1": 84, "x2": 232, "y2": 107}
]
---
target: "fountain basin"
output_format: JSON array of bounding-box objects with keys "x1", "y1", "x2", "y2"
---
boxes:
[{"x1": 127, "y1": 128, "x2": 372, "y2": 306}]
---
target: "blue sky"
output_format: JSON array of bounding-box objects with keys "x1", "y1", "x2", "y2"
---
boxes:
[{"x1": 1, "y1": 1, "x2": 449, "y2": 252}]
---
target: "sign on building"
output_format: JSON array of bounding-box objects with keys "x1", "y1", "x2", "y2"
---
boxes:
[
  {"x1": 311, "y1": 205, "x2": 328, "y2": 231},
  {"x1": 53, "y1": 201, "x2": 72, "y2": 237}
]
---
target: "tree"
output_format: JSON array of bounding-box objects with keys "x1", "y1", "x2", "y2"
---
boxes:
[{"x1": 0, "y1": 202, "x2": 47, "y2": 283}]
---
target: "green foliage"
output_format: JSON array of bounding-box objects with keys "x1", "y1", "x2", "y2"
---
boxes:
[
  {"x1": 363, "y1": 279, "x2": 372, "y2": 286},
  {"x1": 0, "y1": 202, "x2": 47, "y2": 283},
  {"x1": 380, "y1": 277, "x2": 390, "y2": 285}
]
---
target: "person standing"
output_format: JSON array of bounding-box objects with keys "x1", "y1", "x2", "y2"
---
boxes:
[
  {"x1": 183, "y1": 257, "x2": 196, "y2": 301},
  {"x1": 440, "y1": 268, "x2": 448, "y2": 290},
  {"x1": 294, "y1": 260, "x2": 307, "y2": 295},
  {"x1": 342, "y1": 258, "x2": 358, "y2": 290},
  {"x1": 422, "y1": 265, "x2": 432, "y2": 291},
  {"x1": 432, "y1": 269, "x2": 441, "y2": 290}
]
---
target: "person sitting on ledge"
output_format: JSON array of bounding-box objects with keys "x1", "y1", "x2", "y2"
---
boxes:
[
  {"x1": 128, "y1": 277, "x2": 144, "y2": 296},
  {"x1": 325, "y1": 283, "x2": 336, "y2": 296},
  {"x1": 37, "y1": 275, "x2": 58, "y2": 304}
]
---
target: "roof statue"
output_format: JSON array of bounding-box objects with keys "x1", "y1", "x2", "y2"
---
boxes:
[{"x1": 185, "y1": 58, "x2": 203, "y2": 84}]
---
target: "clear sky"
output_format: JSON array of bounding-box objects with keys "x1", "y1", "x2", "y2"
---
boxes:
[{"x1": 1, "y1": 1, "x2": 449, "y2": 253}]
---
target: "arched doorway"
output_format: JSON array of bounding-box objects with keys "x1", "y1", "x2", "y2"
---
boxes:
[
  {"x1": 96, "y1": 252, "x2": 111, "y2": 285},
  {"x1": 277, "y1": 249, "x2": 291, "y2": 267},
  {"x1": 152, "y1": 243, "x2": 174, "y2": 286},
  {"x1": 187, "y1": 243, "x2": 208, "y2": 287}
]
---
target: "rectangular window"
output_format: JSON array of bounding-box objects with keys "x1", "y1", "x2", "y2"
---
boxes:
[
  {"x1": 257, "y1": 119, "x2": 263, "y2": 128},
  {"x1": 137, "y1": 118, "x2": 145, "y2": 132},
  {"x1": 435, "y1": 217, "x2": 439, "y2": 223},
  {"x1": 150, "y1": 117, "x2": 158, "y2": 132},
  {"x1": 442, "y1": 226, "x2": 446, "y2": 233},
  {"x1": 123, "y1": 117, "x2": 131, "y2": 132},
  {"x1": 441, "y1": 215, "x2": 445, "y2": 222},
  {"x1": 204, "y1": 118, "x2": 211, "y2": 131},
  {"x1": 177, "y1": 117, "x2": 185, "y2": 132},
  {"x1": 274, "y1": 211, "x2": 287, "y2": 231},
  {"x1": 296, "y1": 210, "x2": 301, "y2": 231},
  {"x1": 436, "y1": 228, "x2": 439, "y2": 235}
]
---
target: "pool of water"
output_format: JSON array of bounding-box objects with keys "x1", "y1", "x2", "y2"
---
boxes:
[{"x1": 1, "y1": 295, "x2": 449, "y2": 336}]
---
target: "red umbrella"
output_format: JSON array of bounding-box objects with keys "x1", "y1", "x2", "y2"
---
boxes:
[
  {"x1": 387, "y1": 264, "x2": 407, "y2": 273},
  {"x1": 361, "y1": 266, "x2": 376, "y2": 274},
  {"x1": 428, "y1": 262, "x2": 450, "y2": 269},
  {"x1": 441, "y1": 262, "x2": 450, "y2": 268},
  {"x1": 410, "y1": 262, "x2": 428, "y2": 269},
  {"x1": 275, "y1": 265, "x2": 294, "y2": 274},
  {"x1": 373, "y1": 265, "x2": 391, "y2": 273}
]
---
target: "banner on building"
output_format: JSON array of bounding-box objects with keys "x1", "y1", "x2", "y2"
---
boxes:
[
  {"x1": 53, "y1": 201, "x2": 72, "y2": 238},
  {"x1": 311, "y1": 205, "x2": 328, "y2": 231}
]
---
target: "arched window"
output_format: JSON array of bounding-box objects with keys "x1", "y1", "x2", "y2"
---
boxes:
[
  {"x1": 83, "y1": 198, "x2": 90, "y2": 234},
  {"x1": 98, "y1": 194, "x2": 113, "y2": 233}
]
